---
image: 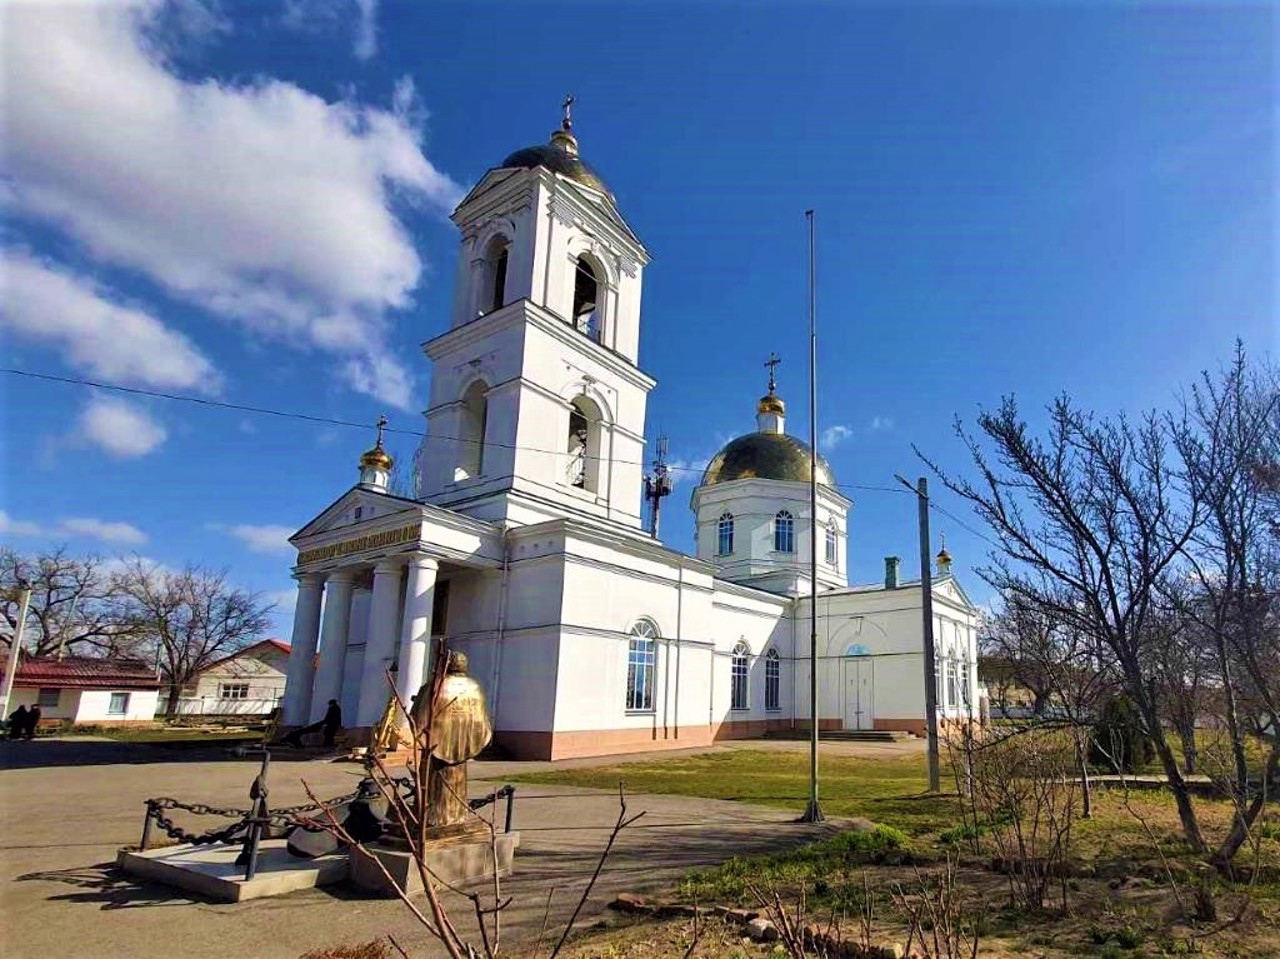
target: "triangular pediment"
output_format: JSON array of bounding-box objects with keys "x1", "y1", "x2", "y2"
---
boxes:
[
  {"x1": 290, "y1": 486, "x2": 424, "y2": 544},
  {"x1": 934, "y1": 575, "x2": 977, "y2": 611},
  {"x1": 455, "y1": 168, "x2": 521, "y2": 213}
]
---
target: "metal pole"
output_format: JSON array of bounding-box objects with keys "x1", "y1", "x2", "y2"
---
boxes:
[
  {"x1": 1, "y1": 587, "x2": 32, "y2": 719},
  {"x1": 895, "y1": 475, "x2": 942, "y2": 792},
  {"x1": 801, "y1": 209, "x2": 824, "y2": 824}
]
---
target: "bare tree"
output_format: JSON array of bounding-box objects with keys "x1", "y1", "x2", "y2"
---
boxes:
[
  {"x1": 111, "y1": 559, "x2": 274, "y2": 717},
  {"x1": 1174, "y1": 346, "x2": 1280, "y2": 869},
  {"x1": 0, "y1": 547, "x2": 139, "y2": 657},
  {"x1": 921, "y1": 396, "x2": 1207, "y2": 852}
]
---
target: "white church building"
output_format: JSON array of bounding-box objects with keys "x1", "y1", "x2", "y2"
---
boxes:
[{"x1": 280, "y1": 110, "x2": 980, "y2": 760}]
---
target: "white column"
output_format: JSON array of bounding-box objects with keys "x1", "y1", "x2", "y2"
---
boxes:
[
  {"x1": 356, "y1": 560, "x2": 404, "y2": 727},
  {"x1": 395, "y1": 556, "x2": 439, "y2": 711},
  {"x1": 310, "y1": 571, "x2": 356, "y2": 723},
  {"x1": 281, "y1": 574, "x2": 324, "y2": 725}
]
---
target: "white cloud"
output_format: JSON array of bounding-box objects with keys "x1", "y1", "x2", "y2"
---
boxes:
[
  {"x1": 57, "y1": 517, "x2": 148, "y2": 545},
  {"x1": 216, "y1": 523, "x2": 298, "y2": 555},
  {"x1": 2, "y1": 0, "x2": 462, "y2": 409},
  {"x1": 77, "y1": 395, "x2": 168, "y2": 458},
  {"x1": 0, "y1": 511, "x2": 148, "y2": 545},
  {"x1": 821, "y1": 424, "x2": 855, "y2": 450},
  {"x1": 353, "y1": 0, "x2": 378, "y2": 60},
  {"x1": 1, "y1": 249, "x2": 221, "y2": 392},
  {"x1": 869, "y1": 416, "x2": 895, "y2": 431},
  {"x1": 0, "y1": 511, "x2": 45, "y2": 538}
]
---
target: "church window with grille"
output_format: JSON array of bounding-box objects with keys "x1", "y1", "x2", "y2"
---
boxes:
[
  {"x1": 765, "y1": 649, "x2": 780, "y2": 711},
  {"x1": 774, "y1": 510, "x2": 794, "y2": 553},
  {"x1": 825, "y1": 521, "x2": 838, "y2": 568},
  {"x1": 717, "y1": 513, "x2": 734, "y2": 556},
  {"x1": 626, "y1": 620, "x2": 658, "y2": 712},
  {"x1": 730, "y1": 641, "x2": 750, "y2": 710}
]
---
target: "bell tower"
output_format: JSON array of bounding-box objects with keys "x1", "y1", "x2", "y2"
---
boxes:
[{"x1": 418, "y1": 102, "x2": 655, "y2": 530}]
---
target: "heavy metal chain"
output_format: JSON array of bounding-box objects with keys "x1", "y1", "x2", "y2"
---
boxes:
[{"x1": 145, "y1": 790, "x2": 362, "y2": 845}]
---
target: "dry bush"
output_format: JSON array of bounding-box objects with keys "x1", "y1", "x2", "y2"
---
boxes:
[{"x1": 963, "y1": 726, "x2": 1080, "y2": 911}]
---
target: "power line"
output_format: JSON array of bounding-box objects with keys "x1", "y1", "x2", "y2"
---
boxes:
[
  {"x1": 1, "y1": 367, "x2": 913, "y2": 497},
  {"x1": 927, "y1": 499, "x2": 1002, "y2": 551}
]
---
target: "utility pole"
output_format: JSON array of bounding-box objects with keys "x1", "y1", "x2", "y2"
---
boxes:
[
  {"x1": 801, "y1": 209, "x2": 824, "y2": 824},
  {"x1": 1, "y1": 586, "x2": 32, "y2": 719},
  {"x1": 643, "y1": 436, "x2": 673, "y2": 538},
  {"x1": 896, "y1": 474, "x2": 941, "y2": 792}
]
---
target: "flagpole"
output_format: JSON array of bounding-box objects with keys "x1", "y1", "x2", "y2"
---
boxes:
[{"x1": 801, "y1": 209, "x2": 824, "y2": 824}]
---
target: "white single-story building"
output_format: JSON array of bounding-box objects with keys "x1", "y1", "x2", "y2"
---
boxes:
[
  {"x1": 173, "y1": 639, "x2": 291, "y2": 717},
  {"x1": 10, "y1": 656, "x2": 161, "y2": 725},
  {"x1": 277, "y1": 109, "x2": 980, "y2": 760}
]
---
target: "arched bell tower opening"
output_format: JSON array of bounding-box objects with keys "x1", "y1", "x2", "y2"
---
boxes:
[
  {"x1": 572, "y1": 255, "x2": 603, "y2": 342},
  {"x1": 454, "y1": 380, "x2": 489, "y2": 482},
  {"x1": 565, "y1": 395, "x2": 604, "y2": 494},
  {"x1": 484, "y1": 238, "x2": 509, "y2": 315}
]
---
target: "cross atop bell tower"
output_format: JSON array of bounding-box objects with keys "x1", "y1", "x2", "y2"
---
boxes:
[{"x1": 418, "y1": 107, "x2": 656, "y2": 531}]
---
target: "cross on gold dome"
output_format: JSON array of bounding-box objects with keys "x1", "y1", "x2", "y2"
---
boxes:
[
  {"x1": 375, "y1": 414, "x2": 388, "y2": 449},
  {"x1": 561, "y1": 93, "x2": 575, "y2": 131},
  {"x1": 764, "y1": 353, "x2": 781, "y2": 394}
]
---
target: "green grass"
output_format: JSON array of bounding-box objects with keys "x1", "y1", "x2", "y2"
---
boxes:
[
  {"x1": 509, "y1": 750, "x2": 954, "y2": 835},
  {"x1": 70, "y1": 726, "x2": 265, "y2": 745},
  {"x1": 679, "y1": 823, "x2": 915, "y2": 903}
]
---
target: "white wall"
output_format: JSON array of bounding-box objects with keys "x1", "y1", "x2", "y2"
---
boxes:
[
  {"x1": 77, "y1": 688, "x2": 159, "y2": 722},
  {"x1": 179, "y1": 644, "x2": 290, "y2": 717}
]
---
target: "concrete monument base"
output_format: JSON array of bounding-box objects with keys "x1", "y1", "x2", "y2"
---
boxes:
[
  {"x1": 349, "y1": 832, "x2": 520, "y2": 898},
  {"x1": 117, "y1": 840, "x2": 348, "y2": 902}
]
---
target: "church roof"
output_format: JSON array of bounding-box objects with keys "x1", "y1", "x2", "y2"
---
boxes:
[
  {"x1": 500, "y1": 142, "x2": 613, "y2": 199},
  {"x1": 700, "y1": 431, "x2": 837, "y2": 488}
]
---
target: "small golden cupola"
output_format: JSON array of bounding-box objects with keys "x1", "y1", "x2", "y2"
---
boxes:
[
  {"x1": 756, "y1": 352, "x2": 786, "y2": 434},
  {"x1": 936, "y1": 537, "x2": 953, "y2": 576},
  {"x1": 358, "y1": 415, "x2": 394, "y2": 491}
]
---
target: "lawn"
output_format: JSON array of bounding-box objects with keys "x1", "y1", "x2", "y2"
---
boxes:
[
  {"x1": 513, "y1": 747, "x2": 1280, "y2": 958},
  {"x1": 509, "y1": 749, "x2": 954, "y2": 835},
  {"x1": 61, "y1": 724, "x2": 266, "y2": 746}
]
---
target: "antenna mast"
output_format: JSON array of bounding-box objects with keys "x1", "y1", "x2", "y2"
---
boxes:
[{"x1": 644, "y1": 436, "x2": 673, "y2": 538}]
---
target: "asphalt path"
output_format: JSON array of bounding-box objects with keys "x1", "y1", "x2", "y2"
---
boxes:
[{"x1": 0, "y1": 738, "x2": 855, "y2": 958}]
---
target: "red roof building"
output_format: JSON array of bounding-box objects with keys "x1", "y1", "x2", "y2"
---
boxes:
[{"x1": 8, "y1": 655, "x2": 161, "y2": 724}]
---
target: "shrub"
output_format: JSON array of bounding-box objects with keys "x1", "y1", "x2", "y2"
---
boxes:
[
  {"x1": 832, "y1": 824, "x2": 908, "y2": 858},
  {"x1": 1089, "y1": 696, "x2": 1155, "y2": 772}
]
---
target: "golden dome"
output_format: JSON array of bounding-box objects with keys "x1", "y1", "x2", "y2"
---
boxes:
[
  {"x1": 757, "y1": 393, "x2": 786, "y2": 416},
  {"x1": 500, "y1": 139, "x2": 612, "y2": 199},
  {"x1": 360, "y1": 445, "x2": 393, "y2": 472},
  {"x1": 700, "y1": 432, "x2": 836, "y2": 488}
]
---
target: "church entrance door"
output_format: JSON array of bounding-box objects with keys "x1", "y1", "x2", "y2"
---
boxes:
[{"x1": 842, "y1": 654, "x2": 874, "y2": 731}]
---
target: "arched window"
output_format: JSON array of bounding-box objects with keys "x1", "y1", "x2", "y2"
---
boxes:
[
  {"x1": 565, "y1": 395, "x2": 603, "y2": 494},
  {"x1": 717, "y1": 513, "x2": 734, "y2": 556},
  {"x1": 730, "y1": 640, "x2": 750, "y2": 711},
  {"x1": 626, "y1": 620, "x2": 658, "y2": 711},
  {"x1": 825, "y1": 521, "x2": 838, "y2": 568},
  {"x1": 765, "y1": 649, "x2": 780, "y2": 712},
  {"x1": 773, "y1": 510, "x2": 794, "y2": 553},
  {"x1": 572, "y1": 257, "x2": 601, "y2": 342},
  {"x1": 454, "y1": 380, "x2": 488, "y2": 482},
  {"x1": 480, "y1": 237, "x2": 510, "y2": 316}
]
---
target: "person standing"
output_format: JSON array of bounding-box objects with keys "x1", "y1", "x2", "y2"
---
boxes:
[
  {"x1": 8, "y1": 705, "x2": 29, "y2": 740},
  {"x1": 321, "y1": 699, "x2": 342, "y2": 748},
  {"x1": 25, "y1": 705, "x2": 41, "y2": 739}
]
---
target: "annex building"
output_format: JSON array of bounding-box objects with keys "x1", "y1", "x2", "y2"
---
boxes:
[{"x1": 280, "y1": 110, "x2": 980, "y2": 760}]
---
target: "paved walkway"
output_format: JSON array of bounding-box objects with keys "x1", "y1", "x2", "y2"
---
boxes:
[{"x1": 0, "y1": 738, "x2": 870, "y2": 959}]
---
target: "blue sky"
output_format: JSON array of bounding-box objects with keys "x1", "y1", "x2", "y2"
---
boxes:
[{"x1": 2, "y1": 0, "x2": 1275, "y2": 637}]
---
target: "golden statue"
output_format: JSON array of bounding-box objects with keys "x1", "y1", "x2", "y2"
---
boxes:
[{"x1": 411, "y1": 651, "x2": 493, "y2": 838}]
